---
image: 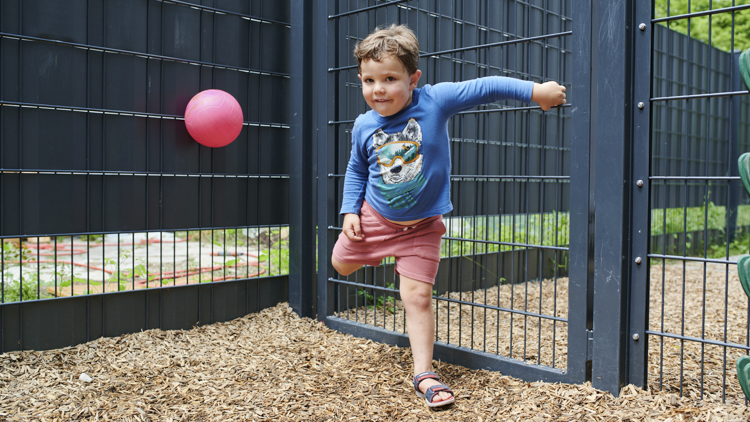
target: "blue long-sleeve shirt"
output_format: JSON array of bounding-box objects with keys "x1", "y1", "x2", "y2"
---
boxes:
[{"x1": 340, "y1": 76, "x2": 534, "y2": 221}]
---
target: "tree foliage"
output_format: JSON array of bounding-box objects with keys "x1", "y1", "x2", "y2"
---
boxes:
[{"x1": 655, "y1": 0, "x2": 750, "y2": 52}]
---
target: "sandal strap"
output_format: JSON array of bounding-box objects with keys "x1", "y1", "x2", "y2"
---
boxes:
[
  {"x1": 425, "y1": 385, "x2": 454, "y2": 403},
  {"x1": 413, "y1": 371, "x2": 440, "y2": 392}
]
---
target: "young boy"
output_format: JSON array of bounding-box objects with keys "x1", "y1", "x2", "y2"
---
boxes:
[{"x1": 331, "y1": 24, "x2": 566, "y2": 408}]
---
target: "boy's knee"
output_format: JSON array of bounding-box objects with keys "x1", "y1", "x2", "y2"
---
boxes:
[
  {"x1": 402, "y1": 286, "x2": 432, "y2": 309},
  {"x1": 332, "y1": 256, "x2": 359, "y2": 276}
]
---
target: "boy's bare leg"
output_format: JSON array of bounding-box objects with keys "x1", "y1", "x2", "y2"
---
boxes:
[
  {"x1": 331, "y1": 256, "x2": 362, "y2": 276},
  {"x1": 400, "y1": 275, "x2": 453, "y2": 403}
]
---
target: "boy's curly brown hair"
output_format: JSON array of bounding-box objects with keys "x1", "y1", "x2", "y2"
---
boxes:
[{"x1": 353, "y1": 24, "x2": 419, "y2": 75}]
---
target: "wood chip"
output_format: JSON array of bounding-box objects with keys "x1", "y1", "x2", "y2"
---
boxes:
[{"x1": 1, "y1": 260, "x2": 750, "y2": 420}]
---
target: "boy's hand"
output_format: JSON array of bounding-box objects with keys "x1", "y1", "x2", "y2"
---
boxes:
[
  {"x1": 531, "y1": 81, "x2": 567, "y2": 111},
  {"x1": 343, "y1": 213, "x2": 364, "y2": 241}
]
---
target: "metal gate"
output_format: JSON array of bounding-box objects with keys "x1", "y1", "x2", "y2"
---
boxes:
[
  {"x1": 630, "y1": 0, "x2": 750, "y2": 402},
  {"x1": 315, "y1": 0, "x2": 590, "y2": 385}
]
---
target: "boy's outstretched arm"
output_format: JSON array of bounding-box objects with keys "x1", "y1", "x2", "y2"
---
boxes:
[
  {"x1": 342, "y1": 213, "x2": 364, "y2": 241},
  {"x1": 531, "y1": 81, "x2": 567, "y2": 111}
]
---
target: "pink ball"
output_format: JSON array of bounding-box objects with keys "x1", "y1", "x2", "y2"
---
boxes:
[{"x1": 184, "y1": 89, "x2": 244, "y2": 148}]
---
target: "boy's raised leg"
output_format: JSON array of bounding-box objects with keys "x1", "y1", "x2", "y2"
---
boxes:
[{"x1": 399, "y1": 275, "x2": 453, "y2": 404}]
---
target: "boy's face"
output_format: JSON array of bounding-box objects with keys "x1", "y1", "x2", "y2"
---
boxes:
[{"x1": 358, "y1": 56, "x2": 422, "y2": 117}]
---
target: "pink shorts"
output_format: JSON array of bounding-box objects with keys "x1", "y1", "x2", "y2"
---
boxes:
[{"x1": 332, "y1": 200, "x2": 446, "y2": 284}]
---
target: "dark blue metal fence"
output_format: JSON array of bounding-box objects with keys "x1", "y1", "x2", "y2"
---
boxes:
[
  {"x1": 0, "y1": 0, "x2": 291, "y2": 352},
  {"x1": 2, "y1": 0, "x2": 750, "y2": 402},
  {"x1": 632, "y1": 0, "x2": 750, "y2": 402},
  {"x1": 316, "y1": 0, "x2": 588, "y2": 385}
]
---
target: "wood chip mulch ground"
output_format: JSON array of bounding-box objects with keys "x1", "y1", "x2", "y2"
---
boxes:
[{"x1": 2, "y1": 301, "x2": 750, "y2": 421}]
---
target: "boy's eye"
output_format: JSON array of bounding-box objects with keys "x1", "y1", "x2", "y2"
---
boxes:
[{"x1": 386, "y1": 76, "x2": 396, "y2": 81}]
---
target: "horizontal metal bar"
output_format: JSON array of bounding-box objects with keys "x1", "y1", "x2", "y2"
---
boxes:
[
  {"x1": 328, "y1": 31, "x2": 572, "y2": 72},
  {"x1": 650, "y1": 176, "x2": 739, "y2": 181},
  {"x1": 326, "y1": 227, "x2": 568, "y2": 252},
  {"x1": 329, "y1": 278, "x2": 568, "y2": 323},
  {"x1": 457, "y1": 104, "x2": 571, "y2": 115},
  {"x1": 159, "y1": 0, "x2": 291, "y2": 26},
  {"x1": 424, "y1": 31, "x2": 572, "y2": 58},
  {"x1": 0, "y1": 101, "x2": 289, "y2": 128},
  {"x1": 646, "y1": 330, "x2": 750, "y2": 352},
  {"x1": 327, "y1": 119, "x2": 356, "y2": 125},
  {"x1": 441, "y1": 236, "x2": 569, "y2": 252},
  {"x1": 0, "y1": 273, "x2": 286, "y2": 307},
  {"x1": 328, "y1": 103, "x2": 572, "y2": 125},
  {"x1": 647, "y1": 254, "x2": 737, "y2": 265},
  {"x1": 0, "y1": 224, "x2": 289, "y2": 241},
  {"x1": 434, "y1": 293, "x2": 568, "y2": 323},
  {"x1": 651, "y1": 90, "x2": 750, "y2": 102},
  {"x1": 329, "y1": 278, "x2": 399, "y2": 293},
  {"x1": 450, "y1": 175, "x2": 570, "y2": 180},
  {"x1": 393, "y1": 2, "x2": 571, "y2": 28},
  {"x1": 327, "y1": 174, "x2": 571, "y2": 181},
  {"x1": 0, "y1": 169, "x2": 289, "y2": 179},
  {"x1": 0, "y1": 32, "x2": 290, "y2": 79},
  {"x1": 652, "y1": 4, "x2": 750, "y2": 24},
  {"x1": 324, "y1": 317, "x2": 571, "y2": 383},
  {"x1": 328, "y1": 0, "x2": 412, "y2": 19}
]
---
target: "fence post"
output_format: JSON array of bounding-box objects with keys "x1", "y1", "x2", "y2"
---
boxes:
[
  {"x1": 316, "y1": 0, "x2": 336, "y2": 321},
  {"x1": 289, "y1": 0, "x2": 316, "y2": 318},
  {"x1": 627, "y1": 0, "x2": 653, "y2": 390},
  {"x1": 569, "y1": 0, "x2": 595, "y2": 385},
  {"x1": 588, "y1": 0, "x2": 637, "y2": 395}
]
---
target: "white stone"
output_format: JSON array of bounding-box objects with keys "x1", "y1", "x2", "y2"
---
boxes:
[{"x1": 79, "y1": 373, "x2": 93, "y2": 383}]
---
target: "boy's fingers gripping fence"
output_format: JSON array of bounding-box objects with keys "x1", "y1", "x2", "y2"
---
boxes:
[{"x1": 741, "y1": 48, "x2": 750, "y2": 91}]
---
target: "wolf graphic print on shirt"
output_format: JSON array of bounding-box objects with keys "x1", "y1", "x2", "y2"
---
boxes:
[{"x1": 372, "y1": 118, "x2": 427, "y2": 210}]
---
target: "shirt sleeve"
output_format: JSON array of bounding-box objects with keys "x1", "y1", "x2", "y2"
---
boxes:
[
  {"x1": 429, "y1": 76, "x2": 535, "y2": 117},
  {"x1": 339, "y1": 122, "x2": 368, "y2": 215}
]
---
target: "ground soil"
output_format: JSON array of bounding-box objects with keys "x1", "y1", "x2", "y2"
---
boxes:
[{"x1": 2, "y1": 299, "x2": 750, "y2": 421}]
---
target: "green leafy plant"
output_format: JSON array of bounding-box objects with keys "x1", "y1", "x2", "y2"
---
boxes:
[
  {"x1": 357, "y1": 282, "x2": 397, "y2": 313},
  {"x1": 2, "y1": 272, "x2": 43, "y2": 302},
  {"x1": 1, "y1": 242, "x2": 54, "y2": 302},
  {"x1": 258, "y1": 227, "x2": 290, "y2": 276}
]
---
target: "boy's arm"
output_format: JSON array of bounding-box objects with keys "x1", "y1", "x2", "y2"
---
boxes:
[
  {"x1": 340, "y1": 123, "x2": 368, "y2": 241},
  {"x1": 432, "y1": 76, "x2": 565, "y2": 115},
  {"x1": 531, "y1": 81, "x2": 567, "y2": 111}
]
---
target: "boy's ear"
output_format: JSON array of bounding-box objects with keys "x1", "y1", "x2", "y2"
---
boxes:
[
  {"x1": 358, "y1": 74, "x2": 362, "y2": 81},
  {"x1": 409, "y1": 69, "x2": 422, "y2": 90}
]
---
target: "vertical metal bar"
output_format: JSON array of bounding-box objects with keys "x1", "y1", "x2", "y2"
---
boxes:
[
  {"x1": 508, "y1": 0, "x2": 518, "y2": 361},
  {"x1": 317, "y1": 0, "x2": 335, "y2": 322},
  {"x1": 538, "y1": 0, "x2": 549, "y2": 366},
  {"x1": 568, "y1": 0, "x2": 594, "y2": 385},
  {"x1": 289, "y1": 0, "x2": 315, "y2": 318},
  {"x1": 589, "y1": 0, "x2": 634, "y2": 395},
  {"x1": 628, "y1": 0, "x2": 653, "y2": 389}
]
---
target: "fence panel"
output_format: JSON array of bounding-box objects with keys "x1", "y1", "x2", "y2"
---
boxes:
[
  {"x1": 0, "y1": 0, "x2": 292, "y2": 352},
  {"x1": 637, "y1": 1, "x2": 750, "y2": 402},
  {"x1": 318, "y1": 0, "x2": 587, "y2": 384}
]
